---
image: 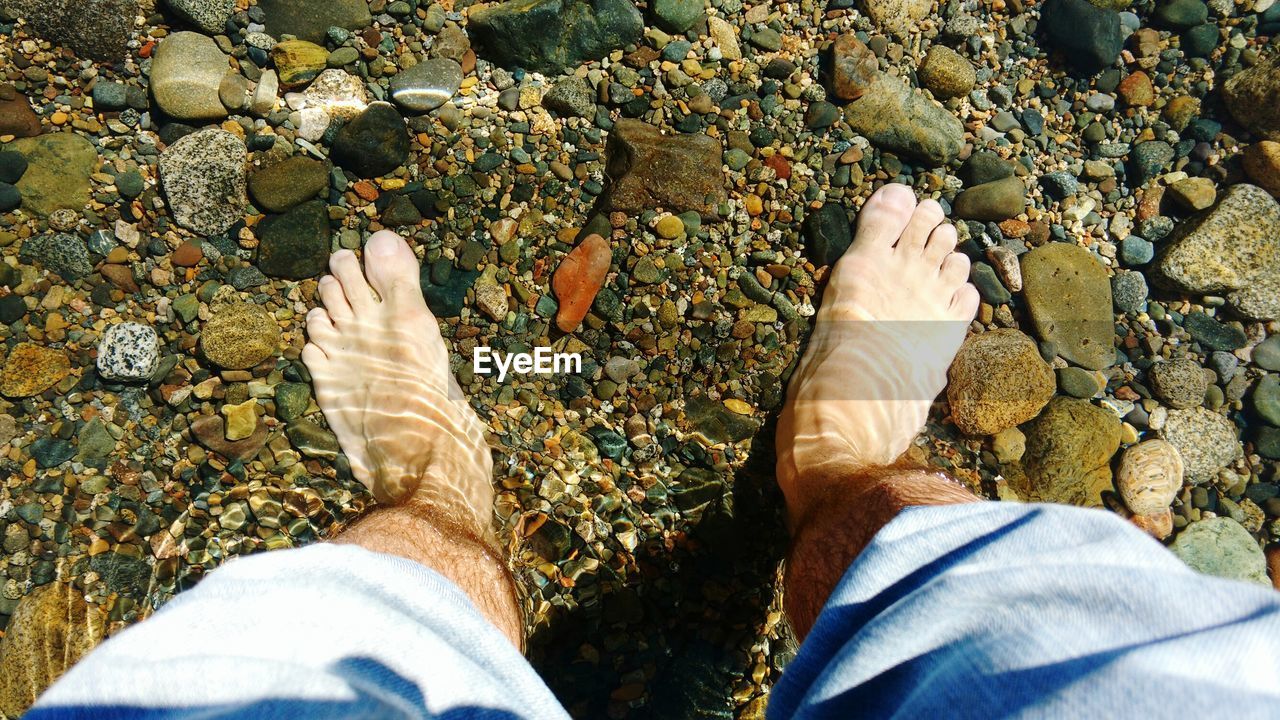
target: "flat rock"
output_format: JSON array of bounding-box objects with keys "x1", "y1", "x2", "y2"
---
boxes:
[
  {"x1": 258, "y1": 0, "x2": 371, "y2": 44},
  {"x1": 0, "y1": 343, "x2": 71, "y2": 398},
  {"x1": 389, "y1": 58, "x2": 462, "y2": 113},
  {"x1": 953, "y1": 176, "x2": 1026, "y2": 221},
  {"x1": 1171, "y1": 517, "x2": 1268, "y2": 585},
  {"x1": 469, "y1": 0, "x2": 643, "y2": 75},
  {"x1": 830, "y1": 34, "x2": 878, "y2": 101},
  {"x1": 1157, "y1": 184, "x2": 1280, "y2": 320},
  {"x1": 201, "y1": 302, "x2": 279, "y2": 369},
  {"x1": 150, "y1": 31, "x2": 230, "y2": 121},
  {"x1": 1021, "y1": 243, "x2": 1115, "y2": 370},
  {"x1": 18, "y1": 233, "x2": 93, "y2": 281},
  {"x1": 300, "y1": 69, "x2": 368, "y2": 120},
  {"x1": 1160, "y1": 407, "x2": 1241, "y2": 483},
  {"x1": 842, "y1": 73, "x2": 963, "y2": 166},
  {"x1": 7, "y1": 0, "x2": 136, "y2": 61},
  {"x1": 946, "y1": 329, "x2": 1056, "y2": 436},
  {"x1": 860, "y1": 0, "x2": 932, "y2": 36},
  {"x1": 164, "y1": 0, "x2": 233, "y2": 34},
  {"x1": 249, "y1": 155, "x2": 329, "y2": 212},
  {"x1": 0, "y1": 84, "x2": 41, "y2": 138},
  {"x1": 1018, "y1": 396, "x2": 1121, "y2": 506},
  {"x1": 256, "y1": 200, "x2": 330, "y2": 279},
  {"x1": 332, "y1": 101, "x2": 410, "y2": 178},
  {"x1": 553, "y1": 233, "x2": 611, "y2": 333},
  {"x1": 158, "y1": 128, "x2": 247, "y2": 235},
  {"x1": 604, "y1": 119, "x2": 726, "y2": 220},
  {"x1": 0, "y1": 582, "x2": 106, "y2": 719},
  {"x1": 96, "y1": 322, "x2": 160, "y2": 382},
  {"x1": 918, "y1": 45, "x2": 975, "y2": 99},
  {"x1": 1040, "y1": 0, "x2": 1124, "y2": 75},
  {"x1": 9, "y1": 133, "x2": 96, "y2": 216},
  {"x1": 190, "y1": 414, "x2": 269, "y2": 461},
  {"x1": 270, "y1": 40, "x2": 328, "y2": 87},
  {"x1": 1223, "y1": 49, "x2": 1280, "y2": 141}
]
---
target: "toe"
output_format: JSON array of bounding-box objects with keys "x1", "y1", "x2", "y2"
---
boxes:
[
  {"x1": 895, "y1": 198, "x2": 945, "y2": 256},
  {"x1": 923, "y1": 223, "x2": 957, "y2": 266},
  {"x1": 363, "y1": 230, "x2": 429, "y2": 311},
  {"x1": 306, "y1": 307, "x2": 338, "y2": 344},
  {"x1": 317, "y1": 275, "x2": 352, "y2": 322},
  {"x1": 939, "y1": 252, "x2": 971, "y2": 287},
  {"x1": 330, "y1": 250, "x2": 376, "y2": 314},
  {"x1": 851, "y1": 183, "x2": 916, "y2": 251},
  {"x1": 950, "y1": 284, "x2": 980, "y2": 320},
  {"x1": 301, "y1": 342, "x2": 328, "y2": 370}
]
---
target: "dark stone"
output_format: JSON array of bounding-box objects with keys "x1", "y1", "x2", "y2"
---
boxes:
[
  {"x1": 803, "y1": 203, "x2": 853, "y2": 268},
  {"x1": 0, "y1": 183, "x2": 19, "y2": 212},
  {"x1": 1131, "y1": 141, "x2": 1175, "y2": 185},
  {"x1": 953, "y1": 177, "x2": 1026, "y2": 221},
  {"x1": 91, "y1": 80, "x2": 129, "y2": 111},
  {"x1": 469, "y1": 0, "x2": 643, "y2": 75},
  {"x1": 1182, "y1": 24, "x2": 1218, "y2": 58},
  {"x1": 248, "y1": 156, "x2": 330, "y2": 212},
  {"x1": 970, "y1": 262, "x2": 1012, "y2": 304},
  {"x1": 1183, "y1": 312, "x2": 1246, "y2": 351},
  {"x1": 604, "y1": 118, "x2": 726, "y2": 220},
  {"x1": 958, "y1": 151, "x2": 1014, "y2": 187},
  {"x1": 419, "y1": 262, "x2": 479, "y2": 318},
  {"x1": 0, "y1": 295, "x2": 26, "y2": 324},
  {"x1": 31, "y1": 438, "x2": 75, "y2": 468},
  {"x1": 382, "y1": 195, "x2": 424, "y2": 226},
  {"x1": 258, "y1": 0, "x2": 371, "y2": 43},
  {"x1": 1154, "y1": 0, "x2": 1208, "y2": 29},
  {"x1": 0, "y1": 85, "x2": 41, "y2": 138},
  {"x1": 18, "y1": 233, "x2": 93, "y2": 281},
  {"x1": 9, "y1": 0, "x2": 137, "y2": 61},
  {"x1": 1039, "y1": 0, "x2": 1124, "y2": 75},
  {"x1": 115, "y1": 169, "x2": 144, "y2": 199},
  {"x1": 256, "y1": 200, "x2": 331, "y2": 279},
  {"x1": 332, "y1": 102, "x2": 411, "y2": 179},
  {"x1": 683, "y1": 393, "x2": 757, "y2": 444},
  {"x1": 651, "y1": 0, "x2": 702, "y2": 33},
  {"x1": 0, "y1": 152, "x2": 29, "y2": 184},
  {"x1": 588, "y1": 427, "x2": 627, "y2": 460}
]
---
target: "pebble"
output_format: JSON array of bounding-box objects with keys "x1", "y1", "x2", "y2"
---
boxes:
[
  {"x1": 946, "y1": 329, "x2": 1056, "y2": 436},
  {"x1": 1021, "y1": 243, "x2": 1115, "y2": 370},
  {"x1": 605, "y1": 119, "x2": 725, "y2": 219},
  {"x1": 468, "y1": 0, "x2": 643, "y2": 75},
  {"x1": 0, "y1": 84, "x2": 41, "y2": 138},
  {"x1": 1159, "y1": 407, "x2": 1241, "y2": 484},
  {"x1": 150, "y1": 32, "x2": 231, "y2": 121},
  {"x1": 803, "y1": 204, "x2": 852, "y2": 268},
  {"x1": 159, "y1": 128, "x2": 248, "y2": 236},
  {"x1": 1253, "y1": 336, "x2": 1280, "y2": 372},
  {"x1": 1253, "y1": 375, "x2": 1280, "y2": 427},
  {"x1": 256, "y1": 201, "x2": 330, "y2": 279},
  {"x1": 259, "y1": 0, "x2": 372, "y2": 44},
  {"x1": 830, "y1": 34, "x2": 878, "y2": 101},
  {"x1": 1148, "y1": 357, "x2": 1208, "y2": 409},
  {"x1": 332, "y1": 102, "x2": 411, "y2": 178},
  {"x1": 918, "y1": 46, "x2": 975, "y2": 99},
  {"x1": 164, "y1": 0, "x2": 234, "y2": 34},
  {"x1": 954, "y1": 177, "x2": 1026, "y2": 221},
  {"x1": 390, "y1": 58, "x2": 462, "y2": 113},
  {"x1": 17, "y1": 0, "x2": 135, "y2": 61},
  {"x1": 1057, "y1": 367, "x2": 1101, "y2": 398},
  {"x1": 271, "y1": 40, "x2": 329, "y2": 87},
  {"x1": 97, "y1": 322, "x2": 160, "y2": 382},
  {"x1": 1111, "y1": 269, "x2": 1148, "y2": 313},
  {"x1": 0, "y1": 152, "x2": 28, "y2": 185},
  {"x1": 1171, "y1": 518, "x2": 1269, "y2": 585},
  {"x1": 201, "y1": 302, "x2": 280, "y2": 369},
  {"x1": 8, "y1": 133, "x2": 96, "y2": 217},
  {"x1": 1020, "y1": 397, "x2": 1121, "y2": 506},
  {"x1": 248, "y1": 156, "x2": 330, "y2": 213},
  {"x1": 1040, "y1": 0, "x2": 1124, "y2": 75},
  {"x1": 844, "y1": 73, "x2": 963, "y2": 166},
  {"x1": 1243, "y1": 142, "x2": 1280, "y2": 197},
  {"x1": 543, "y1": 76, "x2": 596, "y2": 118},
  {"x1": 221, "y1": 399, "x2": 258, "y2": 442},
  {"x1": 1116, "y1": 439, "x2": 1184, "y2": 515},
  {"x1": 18, "y1": 233, "x2": 92, "y2": 281},
  {"x1": 552, "y1": 233, "x2": 611, "y2": 333}
]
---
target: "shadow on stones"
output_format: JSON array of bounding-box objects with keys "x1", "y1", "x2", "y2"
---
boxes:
[{"x1": 526, "y1": 416, "x2": 790, "y2": 719}]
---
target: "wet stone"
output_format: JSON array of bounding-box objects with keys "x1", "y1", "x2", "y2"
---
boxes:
[
  {"x1": 158, "y1": 128, "x2": 248, "y2": 236},
  {"x1": 96, "y1": 323, "x2": 160, "y2": 382},
  {"x1": 469, "y1": 0, "x2": 643, "y2": 75},
  {"x1": 1021, "y1": 243, "x2": 1115, "y2": 370},
  {"x1": 256, "y1": 201, "x2": 330, "y2": 280},
  {"x1": 389, "y1": 58, "x2": 462, "y2": 113},
  {"x1": 258, "y1": 0, "x2": 372, "y2": 44},
  {"x1": 200, "y1": 302, "x2": 280, "y2": 370},
  {"x1": 150, "y1": 32, "x2": 231, "y2": 121},
  {"x1": 332, "y1": 102, "x2": 411, "y2": 179},
  {"x1": 18, "y1": 234, "x2": 92, "y2": 281},
  {"x1": 249, "y1": 156, "x2": 329, "y2": 213},
  {"x1": 604, "y1": 119, "x2": 726, "y2": 220},
  {"x1": 9, "y1": 133, "x2": 97, "y2": 217},
  {"x1": 803, "y1": 204, "x2": 853, "y2": 268}
]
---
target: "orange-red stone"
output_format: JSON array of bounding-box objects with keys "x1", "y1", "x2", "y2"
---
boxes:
[{"x1": 552, "y1": 233, "x2": 611, "y2": 333}]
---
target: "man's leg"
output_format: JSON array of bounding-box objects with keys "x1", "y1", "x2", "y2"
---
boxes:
[{"x1": 768, "y1": 185, "x2": 1280, "y2": 718}]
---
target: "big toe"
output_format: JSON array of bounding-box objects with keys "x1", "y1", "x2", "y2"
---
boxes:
[
  {"x1": 364, "y1": 231, "x2": 427, "y2": 309},
  {"x1": 850, "y1": 183, "x2": 917, "y2": 252}
]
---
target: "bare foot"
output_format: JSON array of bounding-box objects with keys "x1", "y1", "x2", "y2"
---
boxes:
[
  {"x1": 776, "y1": 184, "x2": 980, "y2": 526},
  {"x1": 302, "y1": 231, "x2": 496, "y2": 540}
]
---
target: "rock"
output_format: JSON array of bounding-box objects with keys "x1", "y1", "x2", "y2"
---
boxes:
[
  {"x1": 1154, "y1": 0, "x2": 1208, "y2": 28},
  {"x1": 1159, "y1": 407, "x2": 1241, "y2": 483},
  {"x1": 91, "y1": 81, "x2": 129, "y2": 111},
  {"x1": 0, "y1": 85, "x2": 41, "y2": 138},
  {"x1": 300, "y1": 70, "x2": 367, "y2": 120},
  {"x1": 164, "y1": 0, "x2": 233, "y2": 34},
  {"x1": 1254, "y1": 336, "x2": 1280, "y2": 372},
  {"x1": 1116, "y1": 439, "x2": 1184, "y2": 514},
  {"x1": 970, "y1": 262, "x2": 1011, "y2": 305},
  {"x1": 0, "y1": 343, "x2": 71, "y2": 398},
  {"x1": 1057, "y1": 367, "x2": 1102, "y2": 398},
  {"x1": 256, "y1": 200, "x2": 330, "y2": 280},
  {"x1": 1168, "y1": 177, "x2": 1216, "y2": 211},
  {"x1": 190, "y1": 414, "x2": 268, "y2": 461},
  {"x1": 992, "y1": 426, "x2": 1026, "y2": 463},
  {"x1": 1130, "y1": 141, "x2": 1174, "y2": 185},
  {"x1": 274, "y1": 382, "x2": 311, "y2": 422},
  {"x1": 1111, "y1": 269, "x2": 1148, "y2": 313},
  {"x1": 953, "y1": 176, "x2": 1026, "y2": 221},
  {"x1": 1218, "y1": 51, "x2": 1280, "y2": 140},
  {"x1": 270, "y1": 40, "x2": 329, "y2": 87},
  {"x1": 1020, "y1": 243, "x2": 1115, "y2": 370},
  {"x1": 1183, "y1": 312, "x2": 1246, "y2": 351},
  {"x1": 842, "y1": 73, "x2": 964, "y2": 166},
  {"x1": 1149, "y1": 357, "x2": 1207, "y2": 409},
  {"x1": 150, "y1": 32, "x2": 231, "y2": 121},
  {"x1": 707, "y1": 16, "x2": 741, "y2": 60},
  {"x1": 1157, "y1": 184, "x2": 1280, "y2": 320},
  {"x1": 1116, "y1": 70, "x2": 1154, "y2": 106},
  {"x1": 96, "y1": 322, "x2": 159, "y2": 382},
  {"x1": 76, "y1": 417, "x2": 116, "y2": 462},
  {"x1": 258, "y1": 0, "x2": 371, "y2": 44},
  {"x1": 0, "y1": 151, "x2": 28, "y2": 184},
  {"x1": 474, "y1": 274, "x2": 509, "y2": 321},
  {"x1": 389, "y1": 58, "x2": 462, "y2": 113},
  {"x1": 604, "y1": 119, "x2": 726, "y2": 220},
  {"x1": 1182, "y1": 23, "x2": 1218, "y2": 58},
  {"x1": 552, "y1": 233, "x2": 611, "y2": 333},
  {"x1": 0, "y1": 183, "x2": 20, "y2": 212},
  {"x1": 248, "y1": 156, "x2": 329, "y2": 212},
  {"x1": 332, "y1": 102, "x2": 410, "y2": 178},
  {"x1": 542, "y1": 76, "x2": 596, "y2": 118},
  {"x1": 286, "y1": 418, "x2": 340, "y2": 459},
  {"x1": 1019, "y1": 397, "x2": 1121, "y2": 506},
  {"x1": 159, "y1": 128, "x2": 247, "y2": 235},
  {"x1": 0, "y1": 582, "x2": 106, "y2": 719},
  {"x1": 860, "y1": 0, "x2": 932, "y2": 36},
  {"x1": 218, "y1": 73, "x2": 252, "y2": 112},
  {"x1": 18, "y1": 233, "x2": 92, "y2": 281},
  {"x1": 250, "y1": 70, "x2": 279, "y2": 116},
  {"x1": 201, "y1": 302, "x2": 280, "y2": 369},
  {"x1": 946, "y1": 329, "x2": 1056, "y2": 436},
  {"x1": 221, "y1": 399, "x2": 258, "y2": 441},
  {"x1": 419, "y1": 264, "x2": 479, "y2": 318},
  {"x1": 830, "y1": 34, "x2": 879, "y2": 101},
  {"x1": 1243, "y1": 141, "x2": 1280, "y2": 197},
  {"x1": 1040, "y1": 0, "x2": 1124, "y2": 75},
  {"x1": 1253, "y1": 375, "x2": 1280, "y2": 427},
  {"x1": 918, "y1": 46, "x2": 975, "y2": 99},
  {"x1": 8, "y1": 0, "x2": 136, "y2": 61},
  {"x1": 430, "y1": 26, "x2": 470, "y2": 62},
  {"x1": 957, "y1": 151, "x2": 1014, "y2": 187},
  {"x1": 803, "y1": 203, "x2": 852, "y2": 268},
  {"x1": 1171, "y1": 518, "x2": 1268, "y2": 585},
  {"x1": 469, "y1": 0, "x2": 643, "y2": 75},
  {"x1": 0, "y1": 295, "x2": 26, "y2": 324},
  {"x1": 8, "y1": 133, "x2": 96, "y2": 216},
  {"x1": 652, "y1": 0, "x2": 702, "y2": 32}
]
